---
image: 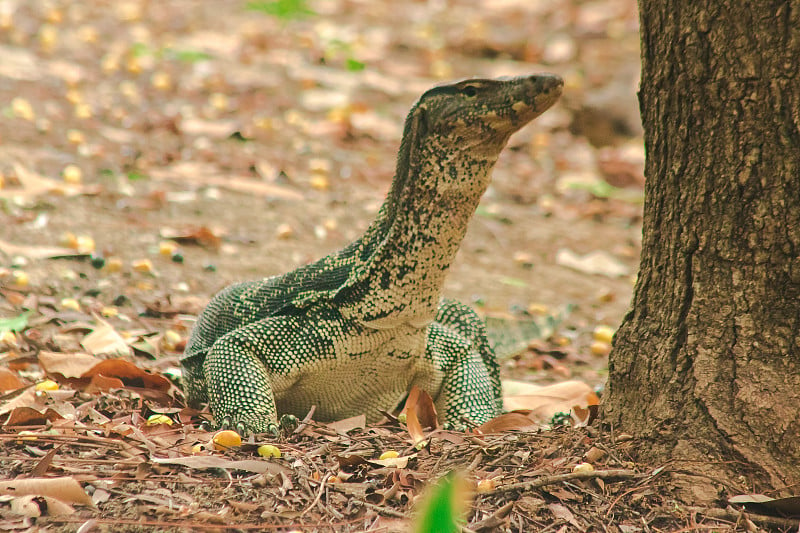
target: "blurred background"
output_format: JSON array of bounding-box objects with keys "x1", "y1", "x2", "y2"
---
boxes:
[{"x1": 0, "y1": 0, "x2": 644, "y2": 386}]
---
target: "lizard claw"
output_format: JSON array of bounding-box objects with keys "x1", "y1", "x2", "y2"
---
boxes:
[
  {"x1": 279, "y1": 414, "x2": 299, "y2": 433},
  {"x1": 215, "y1": 414, "x2": 288, "y2": 437}
]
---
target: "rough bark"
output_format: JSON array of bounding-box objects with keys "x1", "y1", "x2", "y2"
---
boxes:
[{"x1": 604, "y1": 0, "x2": 800, "y2": 501}]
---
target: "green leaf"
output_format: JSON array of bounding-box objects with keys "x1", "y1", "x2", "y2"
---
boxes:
[
  {"x1": 568, "y1": 179, "x2": 643, "y2": 204},
  {"x1": 498, "y1": 276, "x2": 528, "y2": 288},
  {"x1": 246, "y1": 0, "x2": 315, "y2": 20},
  {"x1": 127, "y1": 171, "x2": 147, "y2": 181},
  {"x1": 169, "y1": 49, "x2": 214, "y2": 63},
  {"x1": 413, "y1": 472, "x2": 466, "y2": 533},
  {"x1": 345, "y1": 58, "x2": 365, "y2": 72},
  {"x1": 0, "y1": 311, "x2": 32, "y2": 335},
  {"x1": 130, "y1": 42, "x2": 152, "y2": 58}
]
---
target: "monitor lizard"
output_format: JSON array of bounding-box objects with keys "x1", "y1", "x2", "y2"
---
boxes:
[{"x1": 181, "y1": 74, "x2": 563, "y2": 434}]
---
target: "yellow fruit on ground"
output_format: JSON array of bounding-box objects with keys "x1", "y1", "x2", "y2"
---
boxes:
[
  {"x1": 60, "y1": 298, "x2": 80, "y2": 311},
  {"x1": 105, "y1": 257, "x2": 124, "y2": 273},
  {"x1": 12, "y1": 271, "x2": 29, "y2": 287},
  {"x1": 476, "y1": 478, "x2": 496, "y2": 493},
  {"x1": 75, "y1": 235, "x2": 95, "y2": 253},
  {"x1": 590, "y1": 340, "x2": 611, "y2": 357},
  {"x1": 132, "y1": 259, "x2": 154, "y2": 273},
  {"x1": 146, "y1": 414, "x2": 173, "y2": 426},
  {"x1": 212, "y1": 430, "x2": 242, "y2": 450},
  {"x1": 593, "y1": 325, "x2": 615, "y2": 344},
  {"x1": 162, "y1": 329, "x2": 182, "y2": 350},
  {"x1": 35, "y1": 380, "x2": 59, "y2": 391},
  {"x1": 62, "y1": 164, "x2": 82, "y2": 184},
  {"x1": 12, "y1": 97, "x2": 35, "y2": 120},
  {"x1": 379, "y1": 450, "x2": 399, "y2": 460},
  {"x1": 257, "y1": 445, "x2": 281, "y2": 458},
  {"x1": 159, "y1": 241, "x2": 178, "y2": 256}
]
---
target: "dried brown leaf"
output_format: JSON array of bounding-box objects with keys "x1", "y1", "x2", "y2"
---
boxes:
[
  {"x1": 81, "y1": 318, "x2": 131, "y2": 356},
  {"x1": 502, "y1": 380, "x2": 595, "y2": 421},
  {"x1": 150, "y1": 455, "x2": 289, "y2": 475},
  {"x1": 729, "y1": 494, "x2": 800, "y2": 515},
  {"x1": 400, "y1": 386, "x2": 431, "y2": 444},
  {"x1": 476, "y1": 411, "x2": 539, "y2": 434},
  {"x1": 555, "y1": 248, "x2": 629, "y2": 278},
  {"x1": 367, "y1": 454, "x2": 415, "y2": 469},
  {"x1": 81, "y1": 359, "x2": 171, "y2": 392},
  {"x1": 4, "y1": 406, "x2": 64, "y2": 426},
  {"x1": 548, "y1": 502, "x2": 582, "y2": 529},
  {"x1": 38, "y1": 351, "x2": 98, "y2": 378},
  {"x1": 10, "y1": 495, "x2": 75, "y2": 516},
  {"x1": 327, "y1": 414, "x2": 366, "y2": 433},
  {"x1": 0, "y1": 477, "x2": 93, "y2": 506},
  {"x1": 0, "y1": 389, "x2": 41, "y2": 416},
  {"x1": 0, "y1": 239, "x2": 80, "y2": 259},
  {"x1": 0, "y1": 367, "x2": 26, "y2": 391},
  {"x1": 159, "y1": 226, "x2": 222, "y2": 249},
  {"x1": 150, "y1": 162, "x2": 302, "y2": 201}
]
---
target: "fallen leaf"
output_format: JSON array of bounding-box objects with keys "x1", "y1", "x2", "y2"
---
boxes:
[
  {"x1": 555, "y1": 248, "x2": 629, "y2": 278},
  {"x1": 548, "y1": 502, "x2": 582, "y2": 529},
  {"x1": 477, "y1": 412, "x2": 539, "y2": 434},
  {"x1": 0, "y1": 310, "x2": 32, "y2": 335},
  {"x1": 729, "y1": 494, "x2": 800, "y2": 515},
  {"x1": 0, "y1": 367, "x2": 25, "y2": 391},
  {"x1": 150, "y1": 162, "x2": 302, "y2": 200},
  {"x1": 81, "y1": 359, "x2": 171, "y2": 391},
  {"x1": 502, "y1": 380, "x2": 596, "y2": 421},
  {"x1": 38, "y1": 351, "x2": 99, "y2": 378},
  {"x1": 0, "y1": 477, "x2": 93, "y2": 506},
  {"x1": 10, "y1": 495, "x2": 75, "y2": 516},
  {"x1": 81, "y1": 317, "x2": 131, "y2": 356},
  {"x1": 0, "y1": 240, "x2": 81, "y2": 259},
  {"x1": 400, "y1": 386, "x2": 437, "y2": 444},
  {"x1": 571, "y1": 402, "x2": 600, "y2": 427},
  {"x1": 159, "y1": 226, "x2": 222, "y2": 249},
  {"x1": 180, "y1": 117, "x2": 240, "y2": 138},
  {"x1": 4, "y1": 406, "x2": 64, "y2": 426},
  {"x1": 327, "y1": 414, "x2": 366, "y2": 433},
  {"x1": 336, "y1": 454, "x2": 369, "y2": 469},
  {"x1": 150, "y1": 455, "x2": 288, "y2": 475},
  {"x1": 367, "y1": 454, "x2": 415, "y2": 469}
]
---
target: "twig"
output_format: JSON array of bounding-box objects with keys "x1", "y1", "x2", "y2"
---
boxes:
[
  {"x1": 292, "y1": 406, "x2": 316, "y2": 435},
  {"x1": 687, "y1": 506, "x2": 800, "y2": 530},
  {"x1": 362, "y1": 501, "x2": 407, "y2": 518},
  {"x1": 301, "y1": 476, "x2": 327, "y2": 516},
  {"x1": 488, "y1": 468, "x2": 640, "y2": 495}
]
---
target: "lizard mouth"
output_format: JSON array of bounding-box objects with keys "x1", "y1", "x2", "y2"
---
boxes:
[
  {"x1": 514, "y1": 73, "x2": 564, "y2": 121},
  {"x1": 471, "y1": 74, "x2": 563, "y2": 146}
]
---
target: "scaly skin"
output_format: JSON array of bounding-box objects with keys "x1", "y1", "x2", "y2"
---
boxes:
[{"x1": 182, "y1": 74, "x2": 563, "y2": 434}]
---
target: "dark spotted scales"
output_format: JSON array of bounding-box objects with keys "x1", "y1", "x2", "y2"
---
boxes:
[{"x1": 182, "y1": 74, "x2": 563, "y2": 434}]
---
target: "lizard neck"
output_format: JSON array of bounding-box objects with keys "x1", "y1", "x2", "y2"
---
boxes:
[{"x1": 337, "y1": 135, "x2": 500, "y2": 327}]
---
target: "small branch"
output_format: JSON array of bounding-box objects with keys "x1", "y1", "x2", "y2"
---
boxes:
[
  {"x1": 489, "y1": 469, "x2": 640, "y2": 495},
  {"x1": 362, "y1": 501, "x2": 407, "y2": 519},
  {"x1": 687, "y1": 506, "x2": 800, "y2": 530}
]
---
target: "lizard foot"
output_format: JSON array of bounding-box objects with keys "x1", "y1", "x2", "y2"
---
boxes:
[
  {"x1": 278, "y1": 414, "x2": 299, "y2": 433},
  {"x1": 218, "y1": 415, "x2": 280, "y2": 437}
]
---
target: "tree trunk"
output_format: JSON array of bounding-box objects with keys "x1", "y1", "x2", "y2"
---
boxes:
[{"x1": 604, "y1": 0, "x2": 800, "y2": 502}]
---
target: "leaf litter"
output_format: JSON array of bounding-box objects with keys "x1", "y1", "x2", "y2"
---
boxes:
[{"x1": 0, "y1": 0, "x2": 780, "y2": 531}]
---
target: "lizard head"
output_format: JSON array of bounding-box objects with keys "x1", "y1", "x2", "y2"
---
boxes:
[{"x1": 409, "y1": 74, "x2": 563, "y2": 155}]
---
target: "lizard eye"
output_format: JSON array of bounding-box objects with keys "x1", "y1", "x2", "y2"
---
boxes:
[{"x1": 462, "y1": 85, "x2": 478, "y2": 97}]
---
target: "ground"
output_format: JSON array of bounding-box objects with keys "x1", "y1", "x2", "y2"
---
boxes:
[{"x1": 0, "y1": 1, "x2": 781, "y2": 531}]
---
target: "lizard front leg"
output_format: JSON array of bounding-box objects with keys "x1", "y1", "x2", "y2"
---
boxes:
[
  {"x1": 426, "y1": 322, "x2": 500, "y2": 429},
  {"x1": 204, "y1": 323, "x2": 282, "y2": 435}
]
